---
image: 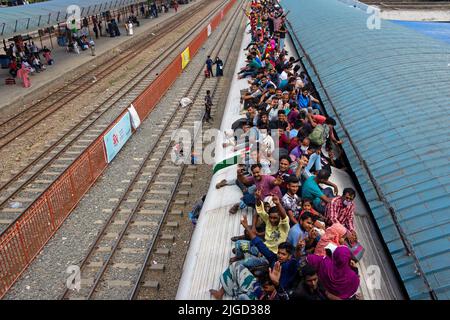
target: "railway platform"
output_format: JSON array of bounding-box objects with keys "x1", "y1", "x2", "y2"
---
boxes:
[{"x1": 0, "y1": 0, "x2": 199, "y2": 112}]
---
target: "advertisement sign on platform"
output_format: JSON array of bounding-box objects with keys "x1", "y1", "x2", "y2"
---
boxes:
[
  {"x1": 181, "y1": 47, "x2": 190, "y2": 69},
  {"x1": 103, "y1": 112, "x2": 132, "y2": 163}
]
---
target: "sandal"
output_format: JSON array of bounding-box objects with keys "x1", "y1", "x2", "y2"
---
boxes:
[
  {"x1": 229, "y1": 203, "x2": 240, "y2": 214},
  {"x1": 231, "y1": 236, "x2": 244, "y2": 242},
  {"x1": 215, "y1": 179, "x2": 227, "y2": 189}
]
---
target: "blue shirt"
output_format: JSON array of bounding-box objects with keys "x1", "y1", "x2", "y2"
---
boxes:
[
  {"x1": 302, "y1": 176, "x2": 324, "y2": 208},
  {"x1": 297, "y1": 94, "x2": 310, "y2": 109},
  {"x1": 250, "y1": 237, "x2": 299, "y2": 290},
  {"x1": 287, "y1": 224, "x2": 309, "y2": 253}
]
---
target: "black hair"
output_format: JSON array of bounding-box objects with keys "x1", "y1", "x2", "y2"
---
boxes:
[
  {"x1": 302, "y1": 264, "x2": 318, "y2": 278},
  {"x1": 287, "y1": 175, "x2": 299, "y2": 184},
  {"x1": 316, "y1": 169, "x2": 331, "y2": 181},
  {"x1": 251, "y1": 163, "x2": 262, "y2": 172},
  {"x1": 343, "y1": 187, "x2": 356, "y2": 197},
  {"x1": 278, "y1": 242, "x2": 294, "y2": 255},
  {"x1": 268, "y1": 207, "x2": 279, "y2": 215},
  {"x1": 325, "y1": 117, "x2": 336, "y2": 126},
  {"x1": 277, "y1": 109, "x2": 285, "y2": 116},
  {"x1": 300, "y1": 211, "x2": 313, "y2": 221},
  {"x1": 279, "y1": 155, "x2": 291, "y2": 164}
]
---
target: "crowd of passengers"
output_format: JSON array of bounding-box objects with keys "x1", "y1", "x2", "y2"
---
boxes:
[
  {"x1": 209, "y1": 0, "x2": 364, "y2": 300},
  {"x1": 4, "y1": 40, "x2": 54, "y2": 87}
]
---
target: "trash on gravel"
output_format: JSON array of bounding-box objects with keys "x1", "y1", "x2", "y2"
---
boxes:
[
  {"x1": 10, "y1": 202, "x2": 22, "y2": 208},
  {"x1": 179, "y1": 97, "x2": 193, "y2": 108}
]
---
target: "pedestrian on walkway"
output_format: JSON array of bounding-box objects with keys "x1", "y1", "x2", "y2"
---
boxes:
[
  {"x1": 204, "y1": 90, "x2": 213, "y2": 123},
  {"x1": 17, "y1": 63, "x2": 31, "y2": 88},
  {"x1": 89, "y1": 38, "x2": 96, "y2": 56},
  {"x1": 93, "y1": 23, "x2": 99, "y2": 39},
  {"x1": 214, "y1": 56, "x2": 224, "y2": 76},
  {"x1": 206, "y1": 56, "x2": 214, "y2": 77}
]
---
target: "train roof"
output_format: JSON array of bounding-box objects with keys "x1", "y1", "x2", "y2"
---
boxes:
[
  {"x1": 176, "y1": 24, "x2": 405, "y2": 300},
  {"x1": 282, "y1": 0, "x2": 450, "y2": 300}
]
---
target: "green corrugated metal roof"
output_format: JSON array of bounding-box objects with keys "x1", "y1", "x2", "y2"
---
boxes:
[{"x1": 282, "y1": 0, "x2": 450, "y2": 300}]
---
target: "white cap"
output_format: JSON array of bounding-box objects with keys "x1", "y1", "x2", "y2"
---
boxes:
[
  {"x1": 324, "y1": 242, "x2": 338, "y2": 254},
  {"x1": 263, "y1": 196, "x2": 276, "y2": 208}
]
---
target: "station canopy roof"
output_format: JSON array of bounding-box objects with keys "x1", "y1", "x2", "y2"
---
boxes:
[
  {"x1": 282, "y1": 0, "x2": 450, "y2": 300},
  {"x1": 0, "y1": 0, "x2": 141, "y2": 39}
]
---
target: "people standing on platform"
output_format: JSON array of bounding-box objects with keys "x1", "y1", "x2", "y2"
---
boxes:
[
  {"x1": 127, "y1": 20, "x2": 134, "y2": 36},
  {"x1": 8, "y1": 59, "x2": 18, "y2": 78},
  {"x1": 206, "y1": 56, "x2": 214, "y2": 77},
  {"x1": 214, "y1": 56, "x2": 224, "y2": 77},
  {"x1": 204, "y1": 90, "x2": 213, "y2": 123},
  {"x1": 41, "y1": 47, "x2": 53, "y2": 66},
  {"x1": 98, "y1": 20, "x2": 103, "y2": 37},
  {"x1": 17, "y1": 63, "x2": 31, "y2": 88},
  {"x1": 151, "y1": 2, "x2": 158, "y2": 18},
  {"x1": 93, "y1": 23, "x2": 99, "y2": 39},
  {"x1": 30, "y1": 41, "x2": 39, "y2": 59},
  {"x1": 89, "y1": 38, "x2": 96, "y2": 56}
]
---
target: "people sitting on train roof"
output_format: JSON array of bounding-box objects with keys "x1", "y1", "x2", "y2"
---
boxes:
[
  {"x1": 286, "y1": 211, "x2": 316, "y2": 254},
  {"x1": 232, "y1": 190, "x2": 289, "y2": 262},
  {"x1": 238, "y1": 215, "x2": 299, "y2": 290},
  {"x1": 313, "y1": 223, "x2": 348, "y2": 256},
  {"x1": 209, "y1": 260, "x2": 288, "y2": 300},
  {"x1": 325, "y1": 188, "x2": 357, "y2": 232},
  {"x1": 298, "y1": 87, "x2": 321, "y2": 114},
  {"x1": 229, "y1": 163, "x2": 282, "y2": 214},
  {"x1": 290, "y1": 264, "x2": 328, "y2": 300},
  {"x1": 209, "y1": 0, "x2": 362, "y2": 300},
  {"x1": 301, "y1": 169, "x2": 337, "y2": 214},
  {"x1": 306, "y1": 245, "x2": 360, "y2": 300}
]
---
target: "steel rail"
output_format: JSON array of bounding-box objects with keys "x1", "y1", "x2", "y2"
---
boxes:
[
  {"x1": 0, "y1": 0, "x2": 230, "y2": 236},
  {"x1": 60, "y1": 0, "x2": 241, "y2": 300}
]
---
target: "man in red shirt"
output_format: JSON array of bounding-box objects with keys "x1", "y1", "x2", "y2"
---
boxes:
[{"x1": 325, "y1": 188, "x2": 356, "y2": 232}]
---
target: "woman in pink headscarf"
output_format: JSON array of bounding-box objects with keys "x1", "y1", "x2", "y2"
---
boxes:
[
  {"x1": 307, "y1": 246, "x2": 360, "y2": 300},
  {"x1": 314, "y1": 223, "x2": 347, "y2": 256},
  {"x1": 16, "y1": 63, "x2": 31, "y2": 88},
  {"x1": 269, "y1": 39, "x2": 276, "y2": 52}
]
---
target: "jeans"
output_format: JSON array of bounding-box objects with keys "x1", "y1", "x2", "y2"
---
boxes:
[
  {"x1": 315, "y1": 187, "x2": 334, "y2": 214},
  {"x1": 311, "y1": 102, "x2": 322, "y2": 113},
  {"x1": 240, "y1": 185, "x2": 256, "y2": 209},
  {"x1": 305, "y1": 153, "x2": 322, "y2": 177},
  {"x1": 238, "y1": 69, "x2": 258, "y2": 78},
  {"x1": 279, "y1": 38, "x2": 285, "y2": 51},
  {"x1": 235, "y1": 240, "x2": 269, "y2": 269}
]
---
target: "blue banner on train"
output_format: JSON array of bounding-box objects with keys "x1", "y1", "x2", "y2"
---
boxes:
[{"x1": 103, "y1": 112, "x2": 132, "y2": 163}]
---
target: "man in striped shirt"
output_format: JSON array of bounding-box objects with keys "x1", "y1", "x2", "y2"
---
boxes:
[{"x1": 325, "y1": 188, "x2": 356, "y2": 232}]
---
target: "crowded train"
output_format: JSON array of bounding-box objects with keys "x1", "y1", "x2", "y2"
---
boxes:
[{"x1": 177, "y1": 0, "x2": 380, "y2": 300}]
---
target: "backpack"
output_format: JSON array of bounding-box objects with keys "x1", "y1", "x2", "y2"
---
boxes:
[{"x1": 309, "y1": 124, "x2": 327, "y2": 146}]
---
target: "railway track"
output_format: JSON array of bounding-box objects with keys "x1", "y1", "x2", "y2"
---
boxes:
[
  {"x1": 0, "y1": 0, "x2": 229, "y2": 234},
  {"x1": 131, "y1": 8, "x2": 246, "y2": 301},
  {"x1": 60, "y1": 0, "x2": 245, "y2": 300}
]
